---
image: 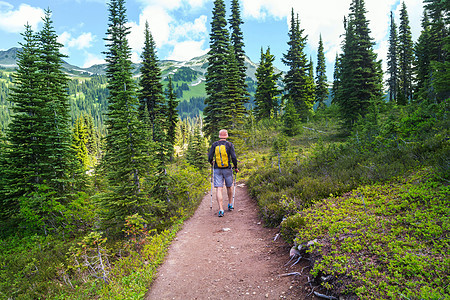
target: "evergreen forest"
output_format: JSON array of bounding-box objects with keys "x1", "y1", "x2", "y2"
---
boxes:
[{"x1": 0, "y1": 0, "x2": 448, "y2": 299}]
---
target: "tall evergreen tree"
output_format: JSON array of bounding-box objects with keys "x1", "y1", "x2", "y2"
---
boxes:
[
  {"x1": 225, "y1": 45, "x2": 247, "y2": 130},
  {"x1": 2, "y1": 11, "x2": 79, "y2": 233},
  {"x1": 315, "y1": 35, "x2": 329, "y2": 109},
  {"x1": 229, "y1": 0, "x2": 249, "y2": 110},
  {"x1": 331, "y1": 53, "x2": 341, "y2": 104},
  {"x1": 421, "y1": 0, "x2": 449, "y2": 102},
  {"x1": 398, "y1": 2, "x2": 414, "y2": 105},
  {"x1": 1, "y1": 25, "x2": 41, "y2": 225},
  {"x1": 282, "y1": 10, "x2": 315, "y2": 121},
  {"x1": 72, "y1": 116, "x2": 89, "y2": 171},
  {"x1": 165, "y1": 77, "x2": 179, "y2": 161},
  {"x1": 102, "y1": 0, "x2": 152, "y2": 231},
  {"x1": 204, "y1": 0, "x2": 231, "y2": 138},
  {"x1": 387, "y1": 11, "x2": 399, "y2": 103},
  {"x1": 335, "y1": 0, "x2": 383, "y2": 129},
  {"x1": 414, "y1": 12, "x2": 433, "y2": 101},
  {"x1": 139, "y1": 21, "x2": 165, "y2": 139},
  {"x1": 254, "y1": 47, "x2": 282, "y2": 120},
  {"x1": 186, "y1": 126, "x2": 206, "y2": 170}
]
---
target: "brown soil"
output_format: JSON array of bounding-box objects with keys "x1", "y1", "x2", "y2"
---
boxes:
[{"x1": 145, "y1": 183, "x2": 320, "y2": 300}]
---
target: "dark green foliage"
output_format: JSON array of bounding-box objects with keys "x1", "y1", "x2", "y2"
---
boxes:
[
  {"x1": 186, "y1": 127, "x2": 206, "y2": 170},
  {"x1": 334, "y1": 0, "x2": 384, "y2": 129},
  {"x1": 387, "y1": 11, "x2": 398, "y2": 102},
  {"x1": 178, "y1": 97, "x2": 205, "y2": 119},
  {"x1": 414, "y1": 0, "x2": 449, "y2": 103},
  {"x1": 1, "y1": 11, "x2": 80, "y2": 234},
  {"x1": 398, "y1": 2, "x2": 414, "y2": 105},
  {"x1": 204, "y1": 0, "x2": 248, "y2": 139},
  {"x1": 101, "y1": 0, "x2": 153, "y2": 232},
  {"x1": 254, "y1": 47, "x2": 282, "y2": 120},
  {"x1": 165, "y1": 77, "x2": 179, "y2": 160},
  {"x1": 204, "y1": 0, "x2": 230, "y2": 138},
  {"x1": 315, "y1": 35, "x2": 328, "y2": 110},
  {"x1": 139, "y1": 21, "x2": 165, "y2": 136},
  {"x1": 282, "y1": 10, "x2": 315, "y2": 121},
  {"x1": 282, "y1": 100, "x2": 301, "y2": 137}
]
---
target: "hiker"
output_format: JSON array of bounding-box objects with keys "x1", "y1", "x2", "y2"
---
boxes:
[{"x1": 208, "y1": 129, "x2": 238, "y2": 217}]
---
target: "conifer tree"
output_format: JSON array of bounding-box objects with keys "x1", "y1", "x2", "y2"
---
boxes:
[
  {"x1": 387, "y1": 11, "x2": 399, "y2": 103},
  {"x1": 335, "y1": 0, "x2": 383, "y2": 129},
  {"x1": 165, "y1": 77, "x2": 179, "y2": 161},
  {"x1": 72, "y1": 116, "x2": 89, "y2": 171},
  {"x1": 282, "y1": 101, "x2": 301, "y2": 137},
  {"x1": 102, "y1": 0, "x2": 152, "y2": 231},
  {"x1": 315, "y1": 35, "x2": 329, "y2": 109},
  {"x1": 421, "y1": 0, "x2": 449, "y2": 102},
  {"x1": 398, "y1": 2, "x2": 414, "y2": 105},
  {"x1": 204, "y1": 0, "x2": 231, "y2": 138},
  {"x1": 229, "y1": 0, "x2": 249, "y2": 111},
  {"x1": 1, "y1": 12, "x2": 79, "y2": 232},
  {"x1": 225, "y1": 45, "x2": 247, "y2": 130},
  {"x1": 282, "y1": 10, "x2": 315, "y2": 121},
  {"x1": 186, "y1": 126, "x2": 206, "y2": 170},
  {"x1": 139, "y1": 21, "x2": 165, "y2": 139},
  {"x1": 331, "y1": 53, "x2": 341, "y2": 104},
  {"x1": 414, "y1": 12, "x2": 433, "y2": 101},
  {"x1": 254, "y1": 47, "x2": 282, "y2": 120},
  {"x1": 0, "y1": 25, "x2": 41, "y2": 225}
]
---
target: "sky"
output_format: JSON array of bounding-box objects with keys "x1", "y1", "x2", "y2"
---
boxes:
[{"x1": 0, "y1": 0, "x2": 425, "y2": 80}]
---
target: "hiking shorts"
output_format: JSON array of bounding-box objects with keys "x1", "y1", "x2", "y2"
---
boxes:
[{"x1": 214, "y1": 168, "x2": 233, "y2": 188}]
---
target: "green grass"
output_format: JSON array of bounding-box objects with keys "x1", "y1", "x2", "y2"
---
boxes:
[{"x1": 297, "y1": 169, "x2": 449, "y2": 299}]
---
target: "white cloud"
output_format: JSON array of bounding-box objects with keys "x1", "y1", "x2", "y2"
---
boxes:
[
  {"x1": 173, "y1": 15, "x2": 207, "y2": 40},
  {"x1": 0, "y1": 3, "x2": 45, "y2": 33},
  {"x1": 127, "y1": 2, "x2": 209, "y2": 63},
  {"x1": 241, "y1": 0, "x2": 424, "y2": 69},
  {"x1": 68, "y1": 32, "x2": 95, "y2": 50},
  {"x1": 82, "y1": 52, "x2": 105, "y2": 68},
  {"x1": 167, "y1": 40, "x2": 208, "y2": 61}
]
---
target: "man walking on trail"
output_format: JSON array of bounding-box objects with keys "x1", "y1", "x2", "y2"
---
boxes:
[{"x1": 208, "y1": 129, "x2": 238, "y2": 217}]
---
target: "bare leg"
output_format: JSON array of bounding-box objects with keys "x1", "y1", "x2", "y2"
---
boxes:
[
  {"x1": 216, "y1": 187, "x2": 224, "y2": 211},
  {"x1": 226, "y1": 187, "x2": 232, "y2": 206}
]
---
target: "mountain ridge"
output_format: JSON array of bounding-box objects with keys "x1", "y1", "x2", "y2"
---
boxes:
[{"x1": 0, "y1": 47, "x2": 263, "y2": 81}]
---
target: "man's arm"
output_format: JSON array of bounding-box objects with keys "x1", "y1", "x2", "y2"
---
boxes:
[
  {"x1": 228, "y1": 142, "x2": 238, "y2": 169},
  {"x1": 208, "y1": 142, "x2": 216, "y2": 165}
]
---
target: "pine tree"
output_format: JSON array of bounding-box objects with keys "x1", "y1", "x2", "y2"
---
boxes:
[
  {"x1": 315, "y1": 35, "x2": 329, "y2": 110},
  {"x1": 421, "y1": 0, "x2": 449, "y2": 102},
  {"x1": 282, "y1": 10, "x2": 315, "y2": 121},
  {"x1": 225, "y1": 45, "x2": 246, "y2": 130},
  {"x1": 398, "y1": 2, "x2": 414, "y2": 105},
  {"x1": 165, "y1": 77, "x2": 179, "y2": 161},
  {"x1": 282, "y1": 100, "x2": 301, "y2": 137},
  {"x1": 335, "y1": 0, "x2": 383, "y2": 129},
  {"x1": 1, "y1": 11, "x2": 79, "y2": 233},
  {"x1": 1, "y1": 25, "x2": 41, "y2": 225},
  {"x1": 72, "y1": 116, "x2": 89, "y2": 171},
  {"x1": 229, "y1": 0, "x2": 249, "y2": 111},
  {"x1": 102, "y1": 0, "x2": 153, "y2": 231},
  {"x1": 331, "y1": 53, "x2": 341, "y2": 104},
  {"x1": 387, "y1": 11, "x2": 399, "y2": 103},
  {"x1": 186, "y1": 126, "x2": 206, "y2": 170},
  {"x1": 204, "y1": 0, "x2": 231, "y2": 139},
  {"x1": 139, "y1": 21, "x2": 165, "y2": 139},
  {"x1": 254, "y1": 47, "x2": 282, "y2": 120},
  {"x1": 414, "y1": 12, "x2": 433, "y2": 101}
]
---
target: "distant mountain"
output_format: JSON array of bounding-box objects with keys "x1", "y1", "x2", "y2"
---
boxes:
[{"x1": 0, "y1": 47, "x2": 263, "y2": 81}]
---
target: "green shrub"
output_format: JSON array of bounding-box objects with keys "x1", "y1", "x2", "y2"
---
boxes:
[{"x1": 280, "y1": 213, "x2": 305, "y2": 244}]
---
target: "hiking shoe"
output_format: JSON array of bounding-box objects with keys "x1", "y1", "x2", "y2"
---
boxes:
[
  {"x1": 218, "y1": 210, "x2": 224, "y2": 217},
  {"x1": 228, "y1": 204, "x2": 234, "y2": 211}
]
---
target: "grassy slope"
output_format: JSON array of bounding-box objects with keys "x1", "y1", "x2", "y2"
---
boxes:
[{"x1": 243, "y1": 111, "x2": 449, "y2": 299}]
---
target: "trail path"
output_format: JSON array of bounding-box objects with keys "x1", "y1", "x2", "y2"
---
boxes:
[{"x1": 146, "y1": 183, "x2": 317, "y2": 300}]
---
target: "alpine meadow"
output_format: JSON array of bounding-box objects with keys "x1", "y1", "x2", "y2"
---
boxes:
[{"x1": 0, "y1": 0, "x2": 448, "y2": 299}]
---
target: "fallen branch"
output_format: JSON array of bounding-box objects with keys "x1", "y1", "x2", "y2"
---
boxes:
[
  {"x1": 313, "y1": 291, "x2": 338, "y2": 300},
  {"x1": 279, "y1": 272, "x2": 301, "y2": 277}
]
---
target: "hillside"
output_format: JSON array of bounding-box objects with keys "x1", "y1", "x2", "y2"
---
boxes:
[{"x1": 0, "y1": 47, "x2": 264, "y2": 122}]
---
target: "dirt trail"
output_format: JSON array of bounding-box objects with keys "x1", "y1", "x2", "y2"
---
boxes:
[{"x1": 145, "y1": 183, "x2": 318, "y2": 300}]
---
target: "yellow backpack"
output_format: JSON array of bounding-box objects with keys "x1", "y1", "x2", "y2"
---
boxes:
[{"x1": 215, "y1": 143, "x2": 229, "y2": 168}]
